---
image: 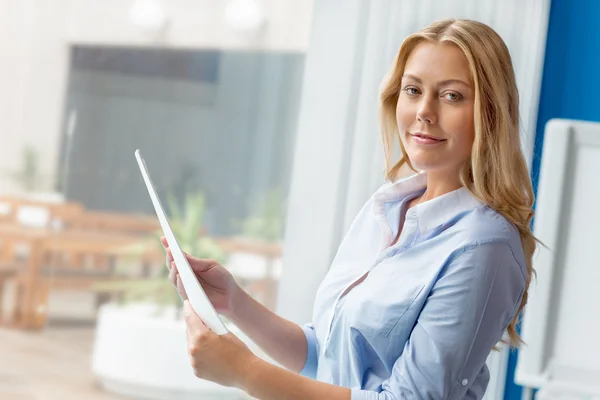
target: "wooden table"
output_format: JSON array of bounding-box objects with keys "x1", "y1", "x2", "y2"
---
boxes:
[{"x1": 0, "y1": 224, "x2": 160, "y2": 329}]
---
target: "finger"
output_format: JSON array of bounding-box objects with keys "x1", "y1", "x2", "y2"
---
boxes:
[
  {"x1": 165, "y1": 253, "x2": 172, "y2": 271},
  {"x1": 176, "y1": 275, "x2": 188, "y2": 300},
  {"x1": 186, "y1": 324, "x2": 192, "y2": 344},
  {"x1": 168, "y1": 262, "x2": 177, "y2": 285},
  {"x1": 183, "y1": 300, "x2": 208, "y2": 334},
  {"x1": 160, "y1": 236, "x2": 168, "y2": 248},
  {"x1": 185, "y1": 325, "x2": 195, "y2": 353},
  {"x1": 164, "y1": 247, "x2": 173, "y2": 271}
]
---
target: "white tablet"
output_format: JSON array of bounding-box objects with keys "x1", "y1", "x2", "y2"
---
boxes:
[{"x1": 135, "y1": 149, "x2": 228, "y2": 335}]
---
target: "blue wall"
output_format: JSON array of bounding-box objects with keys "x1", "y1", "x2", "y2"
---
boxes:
[
  {"x1": 504, "y1": 0, "x2": 600, "y2": 398},
  {"x1": 530, "y1": 0, "x2": 600, "y2": 197}
]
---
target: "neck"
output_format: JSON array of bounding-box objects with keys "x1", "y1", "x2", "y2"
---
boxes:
[{"x1": 420, "y1": 169, "x2": 463, "y2": 202}]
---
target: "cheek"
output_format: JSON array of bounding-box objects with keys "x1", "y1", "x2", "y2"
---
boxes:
[
  {"x1": 444, "y1": 107, "x2": 475, "y2": 152},
  {"x1": 395, "y1": 100, "x2": 414, "y2": 135}
]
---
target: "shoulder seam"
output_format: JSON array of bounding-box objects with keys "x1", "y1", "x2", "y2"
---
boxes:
[{"x1": 473, "y1": 240, "x2": 527, "y2": 282}]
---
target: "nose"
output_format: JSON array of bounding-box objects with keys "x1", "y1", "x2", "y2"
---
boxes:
[{"x1": 416, "y1": 97, "x2": 437, "y2": 125}]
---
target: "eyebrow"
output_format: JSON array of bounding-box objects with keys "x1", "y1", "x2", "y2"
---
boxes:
[{"x1": 401, "y1": 74, "x2": 471, "y2": 88}]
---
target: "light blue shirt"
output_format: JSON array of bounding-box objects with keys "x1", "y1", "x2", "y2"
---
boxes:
[{"x1": 300, "y1": 172, "x2": 527, "y2": 399}]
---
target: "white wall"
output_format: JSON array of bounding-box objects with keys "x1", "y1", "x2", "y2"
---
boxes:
[
  {"x1": 64, "y1": 0, "x2": 313, "y2": 50},
  {"x1": 0, "y1": 0, "x2": 41, "y2": 193},
  {"x1": 0, "y1": 0, "x2": 71, "y2": 194},
  {"x1": 0, "y1": 0, "x2": 313, "y2": 194}
]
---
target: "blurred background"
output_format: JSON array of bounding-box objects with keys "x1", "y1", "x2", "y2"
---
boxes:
[{"x1": 0, "y1": 0, "x2": 598, "y2": 399}]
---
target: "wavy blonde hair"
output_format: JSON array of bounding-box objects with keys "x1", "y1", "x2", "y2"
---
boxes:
[{"x1": 380, "y1": 19, "x2": 537, "y2": 347}]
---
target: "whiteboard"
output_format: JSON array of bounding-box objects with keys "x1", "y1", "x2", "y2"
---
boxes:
[{"x1": 516, "y1": 119, "x2": 600, "y2": 390}]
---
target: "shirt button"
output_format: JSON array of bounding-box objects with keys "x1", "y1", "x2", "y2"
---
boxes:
[{"x1": 461, "y1": 379, "x2": 468, "y2": 386}]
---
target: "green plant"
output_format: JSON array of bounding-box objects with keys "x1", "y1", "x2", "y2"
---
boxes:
[
  {"x1": 93, "y1": 191, "x2": 226, "y2": 310},
  {"x1": 7, "y1": 145, "x2": 42, "y2": 192},
  {"x1": 237, "y1": 187, "x2": 286, "y2": 243}
]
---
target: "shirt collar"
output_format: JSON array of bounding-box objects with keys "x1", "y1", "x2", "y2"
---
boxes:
[{"x1": 373, "y1": 172, "x2": 484, "y2": 234}]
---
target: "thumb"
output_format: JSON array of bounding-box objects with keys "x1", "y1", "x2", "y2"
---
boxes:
[{"x1": 183, "y1": 300, "x2": 205, "y2": 333}]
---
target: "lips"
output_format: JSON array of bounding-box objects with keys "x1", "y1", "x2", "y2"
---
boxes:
[{"x1": 410, "y1": 133, "x2": 446, "y2": 145}]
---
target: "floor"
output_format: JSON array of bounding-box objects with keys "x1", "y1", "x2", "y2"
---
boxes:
[
  {"x1": 0, "y1": 323, "x2": 128, "y2": 400},
  {"x1": 0, "y1": 291, "x2": 256, "y2": 400},
  {"x1": 0, "y1": 291, "x2": 127, "y2": 400}
]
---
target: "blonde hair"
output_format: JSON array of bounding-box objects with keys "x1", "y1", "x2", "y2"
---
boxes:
[{"x1": 380, "y1": 19, "x2": 537, "y2": 347}]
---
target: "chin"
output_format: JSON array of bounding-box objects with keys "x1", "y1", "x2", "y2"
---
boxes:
[
  {"x1": 410, "y1": 159, "x2": 467, "y2": 178},
  {"x1": 407, "y1": 159, "x2": 448, "y2": 173},
  {"x1": 405, "y1": 154, "x2": 438, "y2": 170}
]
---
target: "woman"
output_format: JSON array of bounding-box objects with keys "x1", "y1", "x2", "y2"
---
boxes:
[{"x1": 162, "y1": 18, "x2": 537, "y2": 399}]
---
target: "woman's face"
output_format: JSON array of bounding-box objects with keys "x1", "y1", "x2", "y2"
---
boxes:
[{"x1": 396, "y1": 41, "x2": 475, "y2": 175}]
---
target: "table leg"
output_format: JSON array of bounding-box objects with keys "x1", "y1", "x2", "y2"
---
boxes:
[{"x1": 18, "y1": 238, "x2": 48, "y2": 330}]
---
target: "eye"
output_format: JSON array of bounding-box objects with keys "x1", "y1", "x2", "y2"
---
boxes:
[
  {"x1": 402, "y1": 86, "x2": 421, "y2": 96},
  {"x1": 442, "y1": 91, "x2": 463, "y2": 102}
]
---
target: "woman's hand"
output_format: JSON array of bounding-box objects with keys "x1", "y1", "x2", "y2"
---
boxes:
[
  {"x1": 161, "y1": 236, "x2": 242, "y2": 318},
  {"x1": 184, "y1": 299, "x2": 350, "y2": 400},
  {"x1": 183, "y1": 300, "x2": 258, "y2": 388},
  {"x1": 162, "y1": 237, "x2": 311, "y2": 375}
]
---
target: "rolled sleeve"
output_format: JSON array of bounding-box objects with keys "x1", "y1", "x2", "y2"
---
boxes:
[
  {"x1": 299, "y1": 323, "x2": 319, "y2": 379},
  {"x1": 350, "y1": 242, "x2": 525, "y2": 399}
]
